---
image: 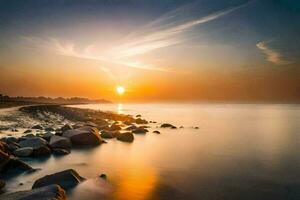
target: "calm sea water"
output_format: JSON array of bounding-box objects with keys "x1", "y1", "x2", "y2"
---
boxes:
[{"x1": 4, "y1": 103, "x2": 300, "y2": 200}]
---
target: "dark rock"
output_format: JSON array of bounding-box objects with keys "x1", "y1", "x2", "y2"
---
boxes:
[
  {"x1": 49, "y1": 135, "x2": 71, "y2": 149},
  {"x1": 6, "y1": 137, "x2": 18, "y2": 144},
  {"x1": 100, "y1": 130, "x2": 119, "y2": 139},
  {"x1": 0, "y1": 149, "x2": 10, "y2": 172},
  {"x1": 31, "y1": 124, "x2": 44, "y2": 130},
  {"x1": 42, "y1": 132, "x2": 54, "y2": 141},
  {"x1": 136, "y1": 114, "x2": 141, "y2": 118},
  {"x1": 1, "y1": 184, "x2": 67, "y2": 200},
  {"x1": 132, "y1": 128, "x2": 148, "y2": 134},
  {"x1": 8, "y1": 142, "x2": 20, "y2": 152},
  {"x1": 52, "y1": 148, "x2": 70, "y2": 156},
  {"x1": 61, "y1": 124, "x2": 73, "y2": 132},
  {"x1": 0, "y1": 179, "x2": 5, "y2": 191},
  {"x1": 194, "y1": 126, "x2": 199, "y2": 129},
  {"x1": 99, "y1": 174, "x2": 107, "y2": 179},
  {"x1": 179, "y1": 126, "x2": 184, "y2": 128},
  {"x1": 45, "y1": 127, "x2": 55, "y2": 132},
  {"x1": 14, "y1": 147, "x2": 33, "y2": 157},
  {"x1": 19, "y1": 137, "x2": 48, "y2": 149},
  {"x1": 153, "y1": 130, "x2": 161, "y2": 134},
  {"x1": 4, "y1": 157, "x2": 33, "y2": 171},
  {"x1": 0, "y1": 141, "x2": 10, "y2": 154},
  {"x1": 62, "y1": 126, "x2": 103, "y2": 146},
  {"x1": 135, "y1": 118, "x2": 148, "y2": 124},
  {"x1": 108, "y1": 124, "x2": 121, "y2": 131},
  {"x1": 116, "y1": 132, "x2": 134, "y2": 142},
  {"x1": 25, "y1": 134, "x2": 35, "y2": 138},
  {"x1": 32, "y1": 169, "x2": 85, "y2": 189},
  {"x1": 55, "y1": 131, "x2": 63, "y2": 136},
  {"x1": 160, "y1": 123, "x2": 177, "y2": 129},
  {"x1": 125, "y1": 125, "x2": 137, "y2": 131},
  {"x1": 33, "y1": 146, "x2": 51, "y2": 157},
  {"x1": 23, "y1": 129, "x2": 32, "y2": 134}
]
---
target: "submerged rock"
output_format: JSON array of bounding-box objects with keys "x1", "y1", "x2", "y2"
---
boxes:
[
  {"x1": 160, "y1": 123, "x2": 177, "y2": 129},
  {"x1": 135, "y1": 118, "x2": 148, "y2": 124},
  {"x1": 49, "y1": 135, "x2": 71, "y2": 150},
  {"x1": 52, "y1": 148, "x2": 70, "y2": 156},
  {"x1": 62, "y1": 126, "x2": 103, "y2": 146},
  {"x1": 125, "y1": 125, "x2": 137, "y2": 131},
  {"x1": 132, "y1": 128, "x2": 148, "y2": 134},
  {"x1": 116, "y1": 132, "x2": 134, "y2": 142},
  {"x1": 153, "y1": 130, "x2": 161, "y2": 134},
  {"x1": 32, "y1": 169, "x2": 85, "y2": 189},
  {"x1": 14, "y1": 147, "x2": 33, "y2": 157},
  {"x1": 1, "y1": 184, "x2": 67, "y2": 200}
]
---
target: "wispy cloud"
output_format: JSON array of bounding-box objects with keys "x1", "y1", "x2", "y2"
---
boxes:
[
  {"x1": 20, "y1": 1, "x2": 250, "y2": 71},
  {"x1": 256, "y1": 41, "x2": 292, "y2": 65}
]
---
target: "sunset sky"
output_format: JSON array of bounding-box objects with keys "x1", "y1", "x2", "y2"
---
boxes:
[{"x1": 0, "y1": 0, "x2": 299, "y2": 102}]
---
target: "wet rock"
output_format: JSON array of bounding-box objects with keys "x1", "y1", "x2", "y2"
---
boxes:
[
  {"x1": 49, "y1": 135, "x2": 71, "y2": 149},
  {"x1": 6, "y1": 137, "x2": 18, "y2": 144},
  {"x1": 125, "y1": 125, "x2": 137, "y2": 131},
  {"x1": 135, "y1": 118, "x2": 148, "y2": 124},
  {"x1": 52, "y1": 148, "x2": 70, "y2": 156},
  {"x1": 153, "y1": 130, "x2": 161, "y2": 134},
  {"x1": 4, "y1": 157, "x2": 33, "y2": 172},
  {"x1": 33, "y1": 146, "x2": 51, "y2": 157},
  {"x1": 61, "y1": 124, "x2": 73, "y2": 132},
  {"x1": 45, "y1": 127, "x2": 55, "y2": 132},
  {"x1": 8, "y1": 142, "x2": 20, "y2": 152},
  {"x1": 116, "y1": 132, "x2": 134, "y2": 142},
  {"x1": 23, "y1": 129, "x2": 32, "y2": 134},
  {"x1": 1, "y1": 184, "x2": 67, "y2": 200},
  {"x1": 42, "y1": 132, "x2": 54, "y2": 141},
  {"x1": 0, "y1": 179, "x2": 5, "y2": 191},
  {"x1": 100, "y1": 130, "x2": 119, "y2": 139},
  {"x1": 32, "y1": 169, "x2": 86, "y2": 189},
  {"x1": 14, "y1": 147, "x2": 33, "y2": 157},
  {"x1": 132, "y1": 128, "x2": 148, "y2": 134},
  {"x1": 63, "y1": 126, "x2": 103, "y2": 146},
  {"x1": 19, "y1": 137, "x2": 48, "y2": 149},
  {"x1": 108, "y1": 124, "x2": 121, "y2": 131},
  {"x1": 31, "y1": 124, "x2": 44, "y2": 130},
  {"x1": 160, "y1": 123, "x2": 177, "y2": 129}
]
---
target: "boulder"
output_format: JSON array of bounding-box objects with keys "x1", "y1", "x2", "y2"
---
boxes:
[
  {"x1": 60, "y1": 124, "x2": 72, "y2": 132},
  {"x1": 160, "y1": 123, "x2": 177, "y2": 129},
  {"x1": 19, "y1": 137, "x2": 48, "y2": 149},
  {"x1": 14, "y1": 147, "x2": 33, "y2": 157},
  {"x1": 33, "y1": 146, "x2": 51, "y2": 157},
  {"x1": 135, "y1": 118, "x2": 148, "y2": 124},
  {"x1": 132, "y1": 128, "x2": 148, "y2": 134},
  {"x1": 32, "y1": 169, "x2": 85, "y2": 189},
  {"x1": 31, "y1": 124, "x2": 44, "y2": 130},
  {"x1": 52, "y1": 149, "x2": 70, "y2": 156},
  {"x1": 62, "y1": 126, "x2": 103, "y2": 146},
  {"x1": 116, "y1": 132, "x2": 134, "y2": 142},
  {"x1": 0, "y1": 184, "x2": 67, "y2": 200},
  {"x1": 49, "y1": 135, "x2": 71, "y2": 149}
]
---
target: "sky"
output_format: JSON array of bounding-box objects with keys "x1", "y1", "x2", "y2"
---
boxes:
[{"x1": 0, "y1": 0, "x2": 299, "y2": 102}]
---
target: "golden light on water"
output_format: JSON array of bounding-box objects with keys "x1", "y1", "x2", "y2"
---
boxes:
[{"x1": 116, "y1": 86, "x2": 125, "y2": 95}]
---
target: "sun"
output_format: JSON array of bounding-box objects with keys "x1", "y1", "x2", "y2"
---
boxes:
[{"x1": 116, "y1": 86, "x2": 125, "y2": 95}]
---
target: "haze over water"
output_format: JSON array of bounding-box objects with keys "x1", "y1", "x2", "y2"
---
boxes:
[{"x1": 4, "y1": 103, "x2": 300, "y2": 200}]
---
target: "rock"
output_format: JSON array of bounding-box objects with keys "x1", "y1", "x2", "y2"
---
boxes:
[
  {"x1": 52, "y1": 148, "x2": 70, "y2": 156},
  {"x1": 25, "y1": 134, "x2": 35, "y2": 138},
  {"x1": 8, "y1": 142, "x2": 20, "y2": 152},
  {"x1": 179, "y1": 126, "x2": 184, "y2": 128},
  {"x1": 23, "y1": 129, "x2": 32, "y2": 134},
  {"x1": 32, "y1": 169, "x2": 85, "y2": 189},
  {"x1": 6, "y1": 137, "x2": 18, "y2": 144},
  {"x1": 0, "y1": 184, "x2": 67, "y2": 200},
  {"x1": 0, "y1": 179, "x2": 5, "y2": 191},
  {"x1": 136, "y1": 114, "x2": 141, "y2": 118},
  {"x1": 125, "y1": 125, "x2": 137, "y2": 131},
  {"x1": 14, "y1": 147, "x2": 33, "y2": 157},
  {"x1": 108, "y1": 124, "x2": 121, "y2": 131},
  {"x1": 132, "y1": 128, "x2": 148, "y2": 134},
  {"x1": 49, "y1": 135, "x2": 71, "y2": 150},
  {"x1": 135, "y1": 118, "x2": 148, "y2": 124},
  {"x1": 194, "y1": 126, "x2": 199, "y2": 129},
  {"x1": 0, "y1": 149, "x2": 10, "y2": 172},
  {"x1": 55, "y1": 131, "x2": 63, "y2": 136},
  {"x1": 116, "y1": 132, "x2": 134, "y2": 142},
  {"x1": 31, "y1": 124, "x2": 44, "y2": 130},
  {"x1": 4, "y1": 157, "x2": 33, "y2": 172},
  {"x1": 62, "y1": 126, "x2": 103, "y2": 146},
  {"x1": 100, "y1": 130, "x2": 119, "y2": 139},
  {"x1": 99, "y1": 174, "x2": 107, "y2": 179},
  {"x1": 42, "y1": 132, "x2": 54, "y2": 141},
  {"x1": 33, "y1": 146, "x2": 51, "y2": 157},
  {"x1": 160, "y1": 123, "x2": 177, "y2": 129},
  {"x1": 45, "y1": 127, "x2": 55, "y2": 132},
  {"x1": 0, "y1": 141, "x2": 10, "y2": 154},
  {"x1": 19, "y1": 137, "x2": 48, "y2": 149},
  {"x1": 153, "y1": 130, "x2": 161, "y2": 134},
  {"x1": 61, "y1": 124, "x2": 73, "y2": 132}
]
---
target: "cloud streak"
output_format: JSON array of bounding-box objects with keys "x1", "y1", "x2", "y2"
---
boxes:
[
  {"x1": 256, "y1": 41, "x2": 291, "y2": 65},
  {"x1": 20, "y1": 1, "x2": 250, "y2": 71}
]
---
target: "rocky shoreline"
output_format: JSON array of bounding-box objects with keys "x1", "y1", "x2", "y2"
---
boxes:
[{"x1": 0, "y1": 105, "x2": 178, "y2": 199}]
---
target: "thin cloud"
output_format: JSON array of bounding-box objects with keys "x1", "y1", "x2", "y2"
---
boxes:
[
  {"x1": 20, "y1": 1, "x2": 250, "y2": 71},
  {"x1": 256, "y1": 41, "x2": 292, "y2": 65}
]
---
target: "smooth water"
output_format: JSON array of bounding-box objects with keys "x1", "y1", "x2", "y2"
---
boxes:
[{"x1": 4, "y1": 103, "x2": 300, "y2": 200}]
